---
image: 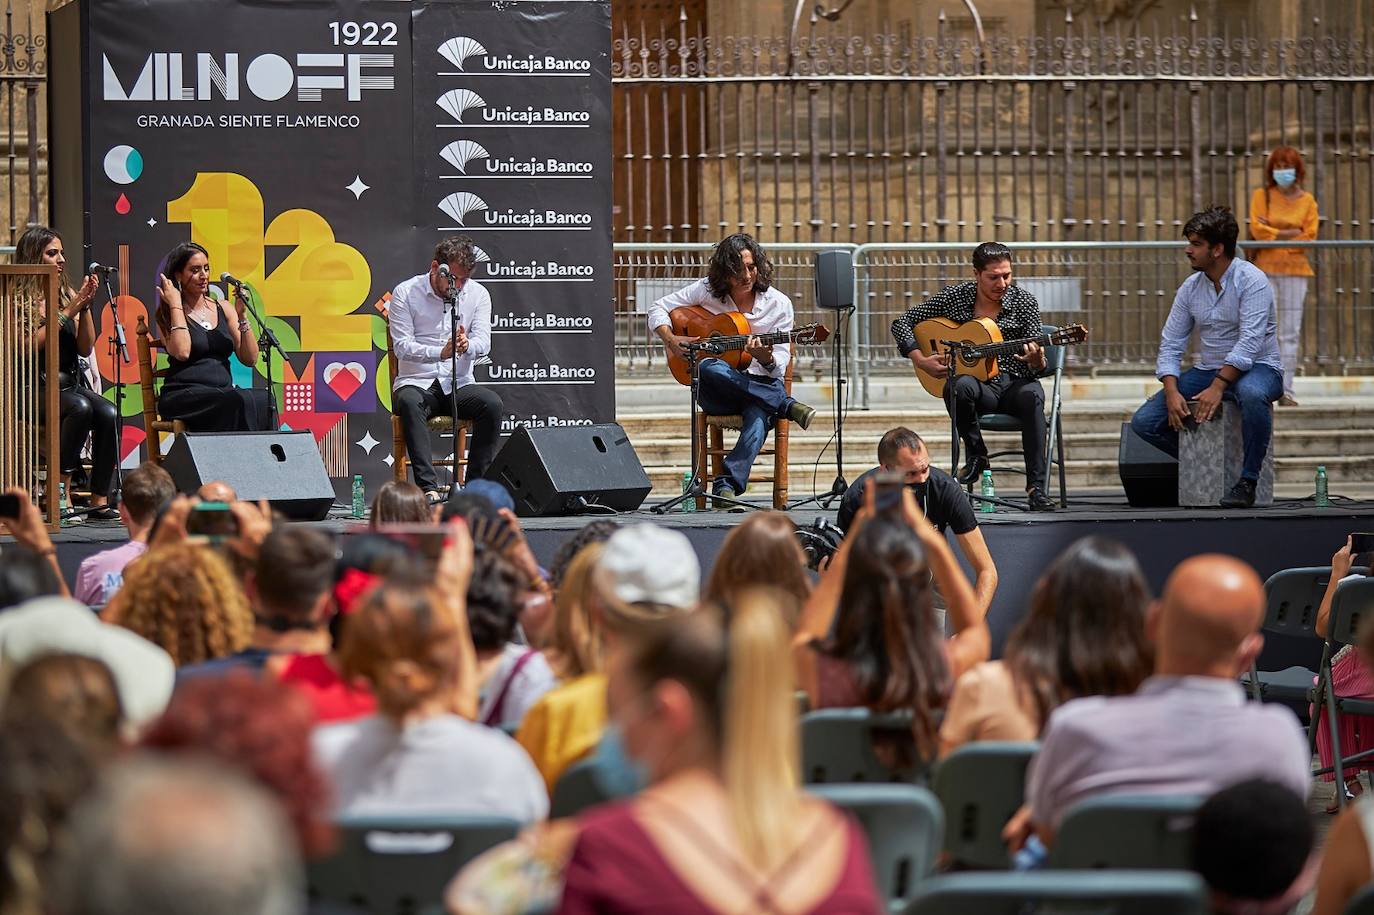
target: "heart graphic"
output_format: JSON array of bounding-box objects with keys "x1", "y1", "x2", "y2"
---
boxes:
[{"x1": 323, "y1": 361, "x2": 366, "y2": 401}]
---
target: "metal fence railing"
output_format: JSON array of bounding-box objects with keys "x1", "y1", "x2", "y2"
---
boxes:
[{"x1": 616, "y1": 240, "x2": 1374, "y2": 407}]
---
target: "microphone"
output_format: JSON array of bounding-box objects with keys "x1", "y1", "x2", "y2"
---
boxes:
[
  {"x1": 437, "y1": 263, "x2": 452, "y2": 279},
  {"x1": 88, "y1": 262, "x2": 117, "y2": 277},
  {"x1": 220, "y1": 272, "x2": 245, "y2": 288}
]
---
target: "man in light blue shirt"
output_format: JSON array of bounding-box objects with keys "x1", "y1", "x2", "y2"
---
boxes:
[{"x1": 1129, "y1": 207, "x2": 1283, "y2": 508}]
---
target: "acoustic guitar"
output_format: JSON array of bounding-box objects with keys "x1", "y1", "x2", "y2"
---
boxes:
[
  {"x1": 910, "y1": 316, "x2": 1088, "y2": 399},
  {"x1": 666, "y1": 305, "x2": 831, "y2": 386}
]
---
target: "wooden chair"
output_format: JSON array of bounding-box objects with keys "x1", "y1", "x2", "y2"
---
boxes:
[
  {"x1": 134, "y1": 316, "x2": 186, "y2": 465},
  {"x1": 386, "y1": 328, "x2": 471, "y2": 490},
  {"x1": 694, "y1": 361, "x2": 793, "y2": 510}
]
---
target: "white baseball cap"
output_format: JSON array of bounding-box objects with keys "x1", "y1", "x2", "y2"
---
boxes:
[{"x1": 596, "y1": 524, "x2": 700, "y2": 610}]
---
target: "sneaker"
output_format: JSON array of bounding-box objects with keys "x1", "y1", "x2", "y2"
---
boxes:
[
  {"x1": 1026, "y1": 488, "x2": 1056, "y2": 512},
  {"x1": 87, "y1": 506, "x2": 122, "y2": 522},
  {"x1": 1219, "y1": 478, "x2": 1257, "y2": 509},
  {"x1": 785, "y1": 400, "x2": 816, "y2": 431},
  {"x1": 956, "y1": 453, "x2": 990, "y2": 487},
  {"x1": 1279, "y1": 393, "x2": 1299, "y2": 407},
  {"x1": 424, "y1": 490, "x2": 444, "y2": 506}
]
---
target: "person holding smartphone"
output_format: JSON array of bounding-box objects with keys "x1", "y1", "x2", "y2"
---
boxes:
[
  {"x1": 154, "y1": 241, "x2": 271, "y2": 432},
  {"x1": 836, "y1": 427, "x2": 997, "y2": 615},
  {"x1": 15, "y1": 225, "x2": 120, "y2": 519},
  {"x1": 1314, "y1": 534, "x2": 1374, "y2": 811}
]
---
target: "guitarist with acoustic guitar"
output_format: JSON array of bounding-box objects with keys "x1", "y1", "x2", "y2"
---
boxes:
[
  {"x1": 890, "y1": 242, "x2": 1056, "y2": 512},
  {"x1": 649, "y1": 234, "x2": 817, "y2": 501}
]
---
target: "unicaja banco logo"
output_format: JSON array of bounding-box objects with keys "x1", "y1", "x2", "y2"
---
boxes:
[
  {"x1": 102, "y1": 50, "x2": 395, "y2": 102},
  {"x1": 441, "y1": 140, "x2": 489, "y2": 174},
  {"x1": 439, "y1": 192, "x2": 487, "y2": 226},
  {"x1": 436, "y1": 89, "x2": 588, "y2": 125},
  {"x1": 438, "y1": 36, "x2": 591, "y2": 74}
]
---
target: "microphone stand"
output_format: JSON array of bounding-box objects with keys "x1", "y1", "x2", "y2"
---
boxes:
[
  {"x1": 231, "y1": 280, "x2": 281, "y2": 430},
  {"x1": 651, "y1": 341, "x2": 754, "y2": 514},
  {"x1": 99, "y1": 268, "x2": 129, "y2": 507},
  {"x1": 788, "y1": 304, "x2": 855, "y2": 510},
  {"x1": 445, "y1": 282, "x2": 462, "y2": 493}
]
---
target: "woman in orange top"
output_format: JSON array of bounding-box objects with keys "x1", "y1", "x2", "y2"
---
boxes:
[{"x1": 1249, "y1": 146, "x2": 1319, "y2": 406}]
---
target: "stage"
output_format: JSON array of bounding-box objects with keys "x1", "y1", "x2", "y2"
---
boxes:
[{"x1": 41, "y1": 493, "x2": 1374, "y2": 670}]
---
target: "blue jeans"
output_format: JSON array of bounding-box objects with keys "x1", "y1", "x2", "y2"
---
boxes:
[
  {"x1": 696, "y1": 358, "x2": 793, "y2": 495},
  {"x1": 1129, "y1": 365, "x2": 1283, "y2": 480}
]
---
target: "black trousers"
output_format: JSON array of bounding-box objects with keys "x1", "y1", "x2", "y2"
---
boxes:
[
  {"x1": 395, "y1": 380, "x2": 504, "y2": 492},
  {"x1": 944, "y1": 372, "x2": 1047, "y2": 490},
  {"x1": 54, "y1": 386, "x2": 118, "y2": 498}
]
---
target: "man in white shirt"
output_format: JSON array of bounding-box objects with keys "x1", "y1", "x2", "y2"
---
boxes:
[
  {"x1": 647, "y1": 234, "x2": 815, "y2": 500},
  {"x1": 390, "y1": 236, "x2": 504, "y2": 500}
]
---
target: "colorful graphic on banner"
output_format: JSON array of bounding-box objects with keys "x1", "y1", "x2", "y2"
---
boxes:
[{"x1": 70, "y1": 0, "x2": 612, "y2": 497}]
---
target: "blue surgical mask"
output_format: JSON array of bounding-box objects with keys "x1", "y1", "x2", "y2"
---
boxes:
[{"x1": 1273, "y1": 168, "x2": 1297, "y2": 189}]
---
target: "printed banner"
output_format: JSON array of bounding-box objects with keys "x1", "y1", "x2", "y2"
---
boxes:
[{"x1": 76, "y1": 0, "x2": 612, "y2": 496}]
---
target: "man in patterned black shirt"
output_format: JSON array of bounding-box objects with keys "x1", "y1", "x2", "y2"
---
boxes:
[{"x1": 890, "y1": 242, "x2": 1055, "y2": 512}]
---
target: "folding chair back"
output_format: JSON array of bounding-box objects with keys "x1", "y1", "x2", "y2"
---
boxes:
[
  {"x1": 800, "y1": 708, "x2": 925, "y2": 784},
  {"x1": 931, "y1": 741, "x2": 1038, "y2": 869},
  {"x1": 1330, "y1": 577, "x2": 1374, "y2": 648},
  {"x1": 1047, "y1": 794, "x2": 1202, "y2": 870},
  {"x1": 904, "y1": 870, "x2": 1207, "y2": 915},
  {"x1": 811, "y1": 784, "x2": 943, "y2": 913},
  {"x1": 1243, "y1": 566, "x2": 1331, "y2": 703},
  {"x1": 308, "y1": 815, "x2": 519, "y2": 914},
  {"x1": 549, "y1": 757, "x2": 627, "y2": 819}
]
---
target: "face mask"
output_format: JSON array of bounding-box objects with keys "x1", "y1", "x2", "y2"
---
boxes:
[{"x1": 1272, "y1": 168, "x2": 1297, "y2": 189}]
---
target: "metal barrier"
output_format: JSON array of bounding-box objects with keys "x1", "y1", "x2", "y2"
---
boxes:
[{"x1": 615, "y1": 240, "x2": 1374, "y2": 408}]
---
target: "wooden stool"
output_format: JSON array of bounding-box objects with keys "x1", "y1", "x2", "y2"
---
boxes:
[{"x1": 1178, "y1": 401, "x2": 1275, "y2": 507}]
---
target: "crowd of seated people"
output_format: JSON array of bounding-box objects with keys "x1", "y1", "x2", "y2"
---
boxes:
[{"x1": 1, "y1": 449, "x2": 1371, "y2": 915}]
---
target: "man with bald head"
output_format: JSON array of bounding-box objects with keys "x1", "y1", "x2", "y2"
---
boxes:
[
  {"x1": 1022, "y1": 554, "x2": 1309, "y2": 844},
  {"x1": 196, "y1": 480, "x2": 237, "y2": 503}
]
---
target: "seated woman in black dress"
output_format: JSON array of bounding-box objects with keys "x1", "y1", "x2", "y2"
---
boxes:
[
  {"x1": 154, "y1": 242, "x2": 271, "y2": 432},
  {"x1": 16, "y1": 225, "x2": 120, "y2": 520}
]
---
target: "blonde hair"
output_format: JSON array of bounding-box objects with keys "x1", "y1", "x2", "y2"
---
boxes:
[
  {"x1": 106, "y1": 543, "x2": 253, "y2": 667},
  {"x1": 545, "y1": 543, "x2": 605, "y2": 680},
  {"x1": 628, "y1": 587, "x2": 800, "y2": 871}
]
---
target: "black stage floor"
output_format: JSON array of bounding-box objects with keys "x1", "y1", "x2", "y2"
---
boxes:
[{"x1": 40, "y1": 493, "x2": 1374, "y2": 667}]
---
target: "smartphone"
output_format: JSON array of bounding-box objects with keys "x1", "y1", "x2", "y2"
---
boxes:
[
  {"x1": 1352, "y1": 533, "x2": 1374, "y2": 555},
  {"x1": 362, "y1": 524, "x2": 450, "y2": 571},
  {"x1": 186, "y1": 502, "x2": 239, "y2": 541},
  {"x1": 0, "y1": 494, "x2": 19, "y2": 521},
  {"x1": 873, "y1": 470, "x2": 906, "y2": 517}
]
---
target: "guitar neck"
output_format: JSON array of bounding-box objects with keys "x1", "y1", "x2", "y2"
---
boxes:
[
  {"x1": 971, "y1": 333, "x2": 1052, "y2": 358},
  {"x1": 709, "y1": 329, "x2": 796, "y2": 352}
]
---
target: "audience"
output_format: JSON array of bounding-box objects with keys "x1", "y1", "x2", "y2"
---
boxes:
[
  {"x1": 518, "y1": 524, "x2": 699, "y2": 792},
  {"x1": 177, "y1": 526, "x2": 336, "y2": 679},
  {"x1": 140, "y1": 671, "x2": 334, "y2": 860},
  {"x1": 0, "y1": 544, "x2": 62, "y2": 611},
  {"x1": 559, "y1": 589, "x2": 880, "y2": 914},
  {"x1": 470, "y1": 549, "x2": 556, "y2": 728},
  {"x1": 1314, "y1": 535, "x2": 1374, "y2": 810},
  {"x1": 314, "y1": 568, "x2": 548, "y2": 820},
  {"x1": 0, "y1": 716, "x2": 101, "y2": 914},
  {"x1": 941, "y1": 536, "x2": 1152, "y2": 754},
  {"x1": 73, "y1": 461, "x2": 175, "y2": 609},
  {"x1": 542, "y1": 543, "x2": 606, "y2": 684},
  {"x1": 702, "y1": 511, "x2": 810, "y2": 626},
  {"x1": 2, "y1": 653, "x2": 125, "y2": 756},
  {"x1": 104, "y1": 542, "x2": 254, "y2": 667},
  {"x1": 0, "y1": 596, "x2": 175, "y2": 730},
  {"x1": 794, "y1": 485, "x2": 989, "y2": 761},
  {"x1": 1192, "y1": 779, "x2": 1314, "y2": 915},
  {"x1": 370, "y1": 479, "x2": 433, "y2": 526},
  {"x1": 548, "y1": 519, "x2": 619, "y2": 591},
  {"x1": 1019, "y1": 554, "x2": 1310, "y2": 848},
  {"x1": 51, "y1": 757, "x2": 304, "y2": 915},
  {"x1": 196, "y1": 480, "x2": 238, "y2": 503}
]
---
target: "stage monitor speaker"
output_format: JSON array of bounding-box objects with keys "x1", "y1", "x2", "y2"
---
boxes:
[
  {"x1": 814, "y1": 250, "x2": 854, "y2": 310},
  {"x1": 484, "y1": 423, "x2": 652, "y2": 517},
  {"x1": 1118, "y1": 422, "x2": 1178, "y2": 508},
  {"x1": 163, "y1": 431, "x2": 336, "y2": 521}
]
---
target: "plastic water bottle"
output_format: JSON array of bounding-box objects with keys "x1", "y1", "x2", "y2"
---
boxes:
[
  {"x1": 1315, "y1": 465, "x2": 1329, "y2": 508},
  {"x1": 979, "y1": 469, "x2": 996, "y2": 514},
  {"x1": 351, "y1": 474, "x2": 365, "y2": 519},
  {"x1": 58, "y1": 482, "x2": 69, "y2": 527},
  {"x1": 681, "y1": 471, "x2": 696, "y2": 513}
]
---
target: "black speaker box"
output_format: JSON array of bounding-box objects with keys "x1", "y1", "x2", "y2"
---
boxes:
[
  {"x1": 814, "y1": 250, "x2": 854, "y2": 310},
  {"x1": 483, "y1": 424, "x2": 652, "y2": 517},
  {"x1": 163, "y1": 431, "x2": 336, "y2": 521},
  {"x1": 1118, "y1": 422, "x2": 1178, "y2": 508}
]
